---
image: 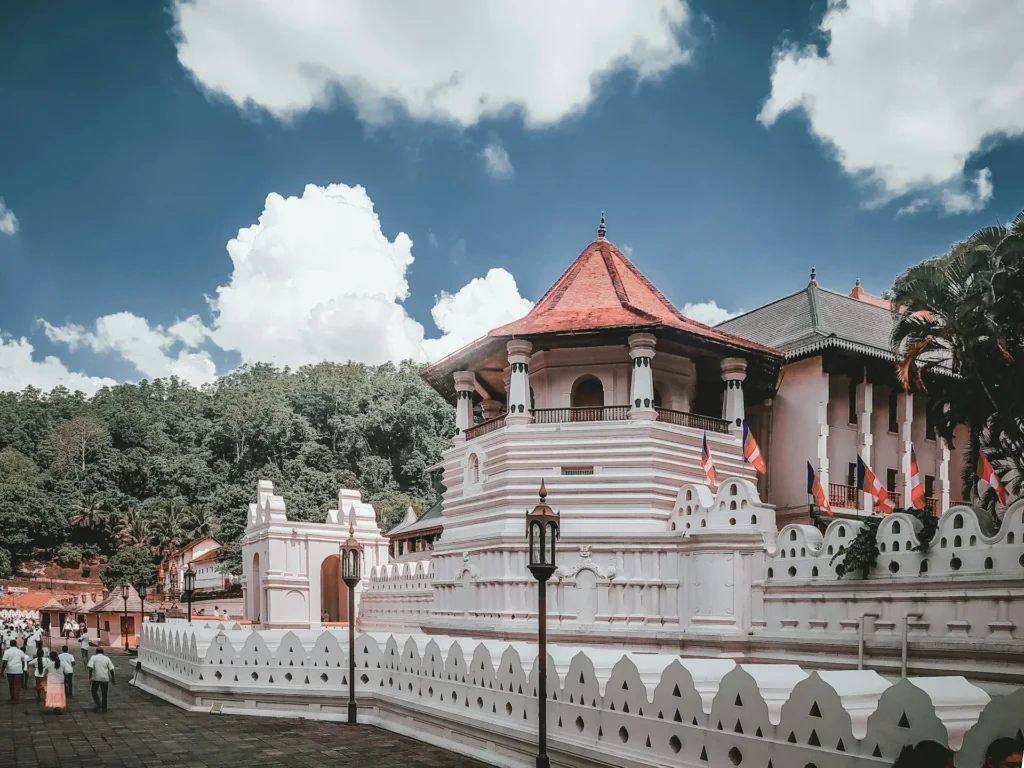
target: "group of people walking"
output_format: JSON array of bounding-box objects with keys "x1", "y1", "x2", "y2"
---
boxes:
[{"x1": 1, "y1": 621, "x2": 116, "y2": 713}]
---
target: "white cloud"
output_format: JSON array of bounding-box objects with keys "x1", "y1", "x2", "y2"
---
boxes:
[
  {"x1": 0, "y1": 198, "x2": 18, "y2": 235},
  {"x1": 207, "y1": 183, "x2": 532, "y2": 367},
  {"x1": 423, "y1": 269, "x2": 534, "y2": 361},
  {"x1": 173, "y1": 0, "x2": 691, "y2": 128},
  {"x1": 25, "y1": 182, "x2": 532, "y2": 393},
  {"x1": 0, "y1": 335, "x2": 116, "y2": 395},
  {"x1": 42, "y1": 312, "x2": 217, "y2": 387},
  {"x1": 758, "y1": 0, "x2": 1024, "y2": 214},
  {"x1": 681, "y1": 300, "x2": 741, "y2": 326},
  {"x1": 481, "y1": 142, "x2": 514, "y2": 180}
]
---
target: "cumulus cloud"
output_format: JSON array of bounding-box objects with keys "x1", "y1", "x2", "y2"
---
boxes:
[
  {"x1": 173, "y1": 0, "x2": 691, "y2": 128},
  {"x1": 26, "y1": 182, "x2": 533, "y2": 393},
  {"x1": 681, "y1": 300, "x2": 741, "y2": 326},
  {"x1": 0, "y1": 335, "x2": 116, "y2": 395},
  {"x1": 758, "y1": 0, "x2": 1024, "y2": 214},
  {"x1": 42, "y1": 312, "x2": 217, "y2": 387},
  {"x1": 481, "y1": 142, "x2": 514, "y2": 180},
  {"x1": 207, "y1": 183, "x2": 531, "y2": 366},
  {"x1": 0, "y1": 198, "x2": 18, "y2": 235},
  {"x1": 423, "y1": 269, "x2": 534, "y2": 361}
]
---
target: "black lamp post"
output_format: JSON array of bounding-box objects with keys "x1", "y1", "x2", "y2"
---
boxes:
[
  {"x1": 120, "y1": 584, "x2": 130, "y2": 652},
  {"x1": 183, "y1": 564, "x2": 196, "y2": 625},
  {"x1": 526, "y1": 480, "x2": 559, "y2": 768},
  {"x1": 340, "y1": 515, "x2": 362, "y2": 725}
]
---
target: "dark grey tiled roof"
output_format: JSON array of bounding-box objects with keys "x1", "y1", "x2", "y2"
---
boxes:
[
  {"x1": 717, "y1": 283, "x2": 897, "y2": 361},
  {"x1": 387, "y1": 499, "x2": 444, "y2": 536}
]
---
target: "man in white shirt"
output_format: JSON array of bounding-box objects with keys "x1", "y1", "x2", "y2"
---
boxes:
[
  {"x1": 58, "y1": 644, "x2": 76, "y2": 697},
  {"x1": 87, "y1": 647, "x2": 115, "y2": 712},
  {"x1": 1, "y1": 639, "x2": 29, "y2": 703}
]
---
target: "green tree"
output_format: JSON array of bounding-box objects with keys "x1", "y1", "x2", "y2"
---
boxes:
[
  {"x1": 116, "y1": 507, "x2": 153, "y2": 552},
  {"x1": 891, "y1": 209, "x2": 1024, "y2": 504},
  {"x1": 100, "y1": 545, "x2": 158, "y2": 594},
  {"x1": 0, "y1": 548, "x2": 12, "y2": 579}
]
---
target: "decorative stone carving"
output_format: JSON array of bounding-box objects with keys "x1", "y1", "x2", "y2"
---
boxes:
[{"x1": 556, "y1": 545, "x2": 616, "y2": 581}]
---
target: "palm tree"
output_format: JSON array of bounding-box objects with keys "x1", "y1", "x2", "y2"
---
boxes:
[
  {"x1": 70, "y1": 493, "x2": 108, "y2": 530},
  {"x1": 152, "y1": 498, "x2": 190, "y2": 554},
  {"x1": 116, "y1": 507, "x2": 153, "y2": 552},
  {"x1": 891, "y1": 209, "x2": 1024, "y2": 503},
  {"x1": 183, "y1": 505, "x2": 218, "y2": 541}
]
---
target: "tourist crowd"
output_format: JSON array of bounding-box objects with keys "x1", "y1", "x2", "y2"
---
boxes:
[{"x1": 1, "y1": 618, "x2": 116, "y2": 713}]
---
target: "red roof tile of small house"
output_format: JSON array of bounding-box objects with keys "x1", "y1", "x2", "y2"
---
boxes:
[{"x1": 488, "y1": 236, "x2": 776, "y2": 354}]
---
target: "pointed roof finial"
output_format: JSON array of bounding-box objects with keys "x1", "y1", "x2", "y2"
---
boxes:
[
  {"x1": 539, "y1": 479, "x2": 547, "y2": 501},
  {"x1": 855, "y1": 277, "x2": 861, "y2": 288},
  {"x1": 809, "y1": 266, "x2": 817, "y2": 285},
  {"x1": 597, "y1": 211, "x2": 606, "y2": 239},
  {"x1": 348, "y1": 504, "x2": 357, "y2": 536}
]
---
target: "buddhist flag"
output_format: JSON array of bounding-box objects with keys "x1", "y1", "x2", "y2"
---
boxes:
[
  {"x1": 908, "y1": 447, "x2": 926, "y2": 511},
  {"x1": 806, "y1": 462, "x2": 832, "y2": 516},
  {"x1": 977, "y1": 451, "x2": 1009, "y2": 506},
  {"x1": 742, "y1": 421, "x2": 767, "y2": 475},
  {"x1": 857, "y1": 455, "x2": 894, "y2": 514},
  {"x1": 701, "y1": 432, "x2": 717, "y2": 490}
]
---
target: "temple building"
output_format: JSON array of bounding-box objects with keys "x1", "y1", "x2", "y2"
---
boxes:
[
  {"x1": 719, "y1": 271, "x2": 969, "y2": 525},
  {"x1": 144, "y1": 220, "x2": 1024, "y2": 768}
]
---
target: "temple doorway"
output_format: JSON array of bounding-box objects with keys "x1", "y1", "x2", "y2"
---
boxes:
[
  {"x1": 571, "y1": 376, "x2": 604, "y2": 420},
  {"x1": 320, "y1": 555, "x2": 348, "y2": 623}
]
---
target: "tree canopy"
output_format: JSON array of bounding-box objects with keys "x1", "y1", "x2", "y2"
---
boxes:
[
  {"x1": 0, "y1": 361, "x2": 453, "y2": 575},
  {"x1": 891, "y1": 209, "x2": 1024, "y2": 504}
]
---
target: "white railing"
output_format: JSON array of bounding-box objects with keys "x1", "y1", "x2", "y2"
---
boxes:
[{"x1": 135, "y1": 624, "x2": 1016, "y2": 768}]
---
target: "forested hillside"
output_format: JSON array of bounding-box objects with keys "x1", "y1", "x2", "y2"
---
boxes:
[{"x1": 0, "y1": 361, "x2": 454, "y2": 578}]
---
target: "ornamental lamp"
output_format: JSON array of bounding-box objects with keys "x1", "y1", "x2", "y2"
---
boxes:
[
  {"x1": 183, "y1": 564, "x2": 196, "y2": 595},
  {"x1": 341, "y1": 509, "x2": 362, "y2": 587},
  {"x1": 526, "y1": 480, "x2": 559, "y2": 573},
  {"x1": 121, "y1": 583, "x2": 130, "y2": 601}
]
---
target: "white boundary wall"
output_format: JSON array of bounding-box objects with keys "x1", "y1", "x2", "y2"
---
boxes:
[{"x1": 136, "y1": 622, "x2": 1024, "y2": 768}]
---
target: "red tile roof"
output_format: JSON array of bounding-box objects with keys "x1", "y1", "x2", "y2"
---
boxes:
[{"x1": 489, "y1": 237, "x2": 775, "y2": 353}]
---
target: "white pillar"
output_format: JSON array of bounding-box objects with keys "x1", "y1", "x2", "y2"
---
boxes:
[
  {"x1": 720, "y1": 357, "x2": 747, "y2": 433},
  {"x1": 628, "y1": 333, "x2": 657, "y2": 420},
  {"x1": 857, "y1": 380, "x2": 874, "y2": 513},
  {"x1": 453, "y1": 371, "x2": 476, "y2": 439},
  {"x1": 506, "y1": 340, "x2": 532, "y2": 425},
  {"x1": 937, "y1": 437, "x2": 951, "y2": 514},
  {"x1": 897, "y1": 391, "x2": 913, "y2": 508},
  {"x1": 816, "y1": 381, "x2": 830, "y2": 491}
]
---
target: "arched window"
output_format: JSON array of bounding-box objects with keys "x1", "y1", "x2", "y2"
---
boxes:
[
  {"x1": 468, "y1": 453, "x2": 480, "y2": 485},
  {"x1": 571, "y1": 376, "x2": 604, "y2": 420},
  {"x1": 653, "y1": 388, "x2": 663, "y2": 409}
]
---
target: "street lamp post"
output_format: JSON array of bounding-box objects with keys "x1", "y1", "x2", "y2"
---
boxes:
[
  {"x1": 183, "y1": 565, "x2": 196, "y2": 625},
  {"x1": 120, "y1": 584, "x2": 130, "y2": 652},
  {"x1": 340, "y1": 509, "x2": 362, "y2": 725},
  {"x1": 526, "y1": 480, "x2": 559, "y2": 768}
]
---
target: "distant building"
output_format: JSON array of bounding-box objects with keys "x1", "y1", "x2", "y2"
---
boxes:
[
  {"x1": 718, "y1": 272, "x2": 968, "y2": 525},
  {"x1": 386, "y1": 502, "x2": 443, "y2": 560}
]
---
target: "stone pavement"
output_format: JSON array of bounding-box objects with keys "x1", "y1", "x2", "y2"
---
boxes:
[{"x1": 1, "y1": 652, "x2": 490, "y2": 768}]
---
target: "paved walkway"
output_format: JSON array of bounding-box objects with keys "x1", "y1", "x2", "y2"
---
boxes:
[{"x1": 2, "y1": 652, "x2": 489, "y2": 768}]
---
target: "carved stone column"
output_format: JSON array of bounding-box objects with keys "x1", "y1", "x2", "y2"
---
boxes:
[
  {"x1": 453, "y1": 371, "x2": 476, "y2": 440},
  {"x1": 506, "y1": 340, "x2": 532, "y2": 425},
  {"x1": 628, "y1": 333, "x2": 657, "y2": 421},
  {"x1": 720, "y1": 357, "x2": 748, "y2": 433},
  {"x1": 897, "y1": 391, "x2": 914, "y2": 506}
]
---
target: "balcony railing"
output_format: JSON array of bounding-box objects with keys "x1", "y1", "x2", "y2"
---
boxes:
[
  {"x1": 655, "y1": 408, "x2": 731, "y2": 434},
  {"x1": 828, "y1": 484, "x2": 902, "y2": 510},
  {"x1": 531, "y1": 405, "x2": 630, "y2": 424},
  {"x1": 464, "y1": 405, "x2": 732, "y2": 439},
  {"x1": 829, "y1": 483, "x2": 858, "y2": 509},
  {"x1": 464, "y1": 415, "x2": 506, "y2": 441}
]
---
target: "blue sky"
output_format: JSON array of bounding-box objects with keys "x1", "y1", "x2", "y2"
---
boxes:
[{"x1": 1, "y1": 0, "x2": 1023, "y2": 392}]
